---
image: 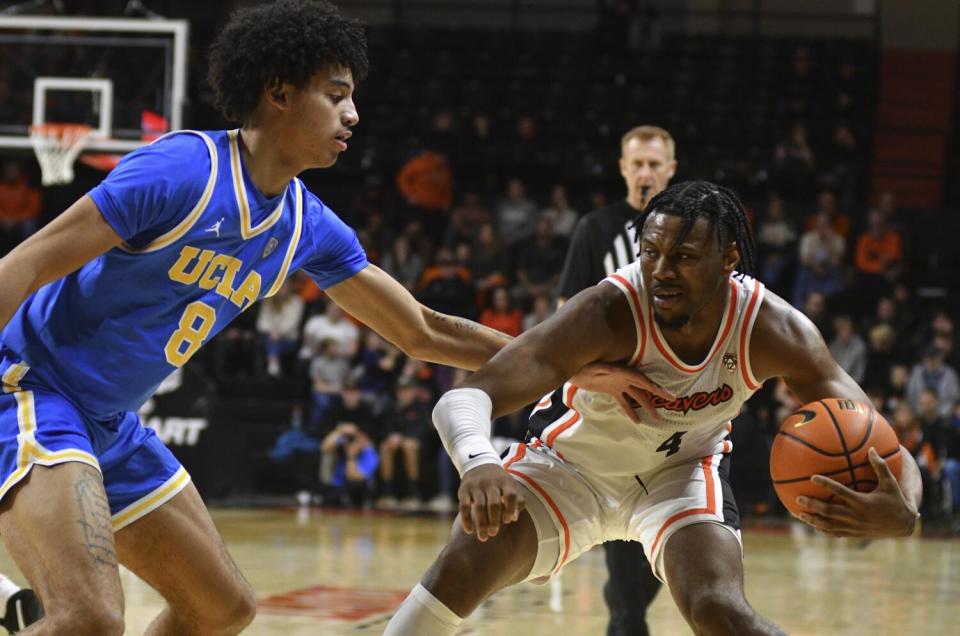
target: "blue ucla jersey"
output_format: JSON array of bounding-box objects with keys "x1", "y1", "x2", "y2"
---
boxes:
[{"x1": 1, "y1": 130, "x2": 367, "y2": 422}]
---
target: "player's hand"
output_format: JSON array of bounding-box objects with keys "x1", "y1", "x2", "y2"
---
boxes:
[
  {"x1": 571, "y1": 362, "x2": 675, "y2": 423},
  {"x1": 458, "y1": 464, "x2": 525, "y2": 542},
  {"x1": 795, "y1": 448, "x2": 919, "y2": 538}
]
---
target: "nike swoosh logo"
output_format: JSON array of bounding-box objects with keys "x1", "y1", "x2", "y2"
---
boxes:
[
  {"x1": 468, "y1": 452, "x2": 493, "y2": 459},
  {"x1": 793, "y1": 409, "x2": 818, "y2": 428}
]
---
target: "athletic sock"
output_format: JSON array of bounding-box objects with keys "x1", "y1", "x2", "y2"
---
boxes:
[
  {"x1": 383, "y1": 583, "x2": 462, "y2": 636},
  {"x1": 0, "y1": 575, "x2": 21, "y2": 618}
]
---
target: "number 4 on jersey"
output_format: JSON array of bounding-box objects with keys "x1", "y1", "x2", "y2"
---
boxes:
[{"x1": 656, "y1": 431, "x2": 686, "y2": 457}]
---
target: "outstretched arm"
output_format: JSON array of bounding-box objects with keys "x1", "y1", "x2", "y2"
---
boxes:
[
  {"x1": 326, "y1": 264, "x2": 671, "y2": 418},
  {"x1": 0, "y1": 196, "x2": 122, "y2": 332},
  {"x1": 325, "y1": 264, "x2": 511, "y2": 371},
  {"x1": 751, "y1": 291, "x2": 921, "y2": 537}
]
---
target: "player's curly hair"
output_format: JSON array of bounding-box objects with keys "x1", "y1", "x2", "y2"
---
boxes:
[
  {"x1": 634, "y1": 180, "x2": 757, "y2": 279},
  {"x1": 208, "y1": 0, "x2": 369, "y2": 123}
]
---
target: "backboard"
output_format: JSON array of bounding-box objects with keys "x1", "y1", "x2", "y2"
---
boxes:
[{"x1": 0, "y1": 15, "x2": 189, "y2": 153}]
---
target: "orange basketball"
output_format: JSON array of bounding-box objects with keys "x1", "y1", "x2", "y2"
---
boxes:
[{"x1": 770, "y1": 398, "x2": 902, "y2": 517}]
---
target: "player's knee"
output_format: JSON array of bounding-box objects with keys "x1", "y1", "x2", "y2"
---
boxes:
[
  {"x1": 50, "y1": 600, "x2": 125, "y2": 636},
  {"x1": 194, "y1": 578, "x2": 257, "y2": 634},
  {"x1": 687, "y1": 589, "x2": 753, "y2": 636},
  {"x1": 219, "y1": 579, "x2": 258, "y2": 632}
]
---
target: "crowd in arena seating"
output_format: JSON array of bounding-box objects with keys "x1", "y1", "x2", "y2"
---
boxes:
[{"x1": 0, "y1": 25, "x2": 957, "y2": 530}]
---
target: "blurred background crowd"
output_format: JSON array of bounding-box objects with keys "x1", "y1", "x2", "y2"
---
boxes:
[{"x1": 1, "y1": 0, "x2": 958, "y2": 531}]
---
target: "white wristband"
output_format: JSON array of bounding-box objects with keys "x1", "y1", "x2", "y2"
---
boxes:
[{"x1": 433, "y1": 387, "x2": 501, "y2": 477}]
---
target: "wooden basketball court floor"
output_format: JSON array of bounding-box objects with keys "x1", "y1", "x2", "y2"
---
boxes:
[{"x1": 1, "y1": 508, "x2": 954, "y2": 634}]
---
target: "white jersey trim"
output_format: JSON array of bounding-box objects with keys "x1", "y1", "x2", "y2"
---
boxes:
[
  {"x1": 738, "y1": 281, "x2": 766, "y2": 391},
  {"x1": 119, "y1": 130, "x2": 218, "y2": 254}
]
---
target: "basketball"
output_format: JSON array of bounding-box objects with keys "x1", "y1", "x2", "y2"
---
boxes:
[{"x1": 770, "y1": 399, "x2": 902, "y2": 517}]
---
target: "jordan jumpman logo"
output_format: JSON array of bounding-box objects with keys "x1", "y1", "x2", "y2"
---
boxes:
[{"x1": 205, "y1": 217, "x2": 226, "y2": 237}]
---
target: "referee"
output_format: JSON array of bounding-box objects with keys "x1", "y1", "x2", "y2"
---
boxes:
[{"x1": 556, "y1": 125, "x2": 677, "y2": 636}]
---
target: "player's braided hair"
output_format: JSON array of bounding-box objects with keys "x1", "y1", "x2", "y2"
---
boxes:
[
  {"x1": 208, "y1": 0, "x2": 369, "y2": 123},
  {"x1": 633, "y1": 181, "x2": 757, "y2": 279}
]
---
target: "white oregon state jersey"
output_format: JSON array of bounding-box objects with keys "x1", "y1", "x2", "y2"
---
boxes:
[{"x1": 527, "y1": 261, "x2": 765, "y2": 476}]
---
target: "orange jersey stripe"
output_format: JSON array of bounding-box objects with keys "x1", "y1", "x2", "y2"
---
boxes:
[
  {"x1": 545, "y1": 411, "x2": 581, "y2": 447},
  {"x1": 649, "y1": 454, "x2": 717, "y2": 555},
  {"x1": 503, "y1": 443, "x2": 527, "y2": 470},
  {"x1": 609, "y1": 274, "x2": 647, "y2": 365},
  {"x1": 738, "y1": 282, "x2": 763, "y2": 390},
  {"x1": 649, "y1": 280, "x2": 737, "y2": 373},
  {"x1": 506, "y1": 468, "x2": 571, "y2": 573}
]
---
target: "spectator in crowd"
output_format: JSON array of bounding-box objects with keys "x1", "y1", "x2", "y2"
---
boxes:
[
  {"x1": 867, "y1": 296, "x2": 912, "y2": 345},
  {"x1": 0, "y1": 161, "x2": 41, "y2": 255},
  {"x1": 292, "y1": 270, "x2": 324, "y2": 315},
  {"x1": 801, "y1": 290, "x2": 831, "y2": 340},
  {"x1": 540, "y1": 183, "x2": 579, "y2": 238},
  {"x1": 944, "y1": 403, "x2": 960, "y2": 521},
  {"x1": 308, "y1": 338, "x2": 351, "y2": 429},
  {"x1": 213, "y1": 302, "x2": 258, "y2": 378},
  {"x1": 823, "y1": 124, "x2": 863, "y2": 209},
  {"x1": 348, "y1": 173, "x2": 387, "y2": 229},
  {"x1": 828, "y1": 314, "x2": 867, "y2": 384},
  {"x1": 255, "y1": 281, "x2": 304, "y2": 377},
  {"x1": 916, "y1": 389, "x2": 948, "y2": 518},
  {"x1": 755, "y1": 195, "x2": 797, "y2": 294},
  {"x1": 320, "y1": 380, "x2": 379, "y2": 507},
  {"x1": 804, "y1": 189, "x2": 851, "y2": 239},
  {"x1": 515, "y1": 214, "x2": 567, "y2": 301},
  {"x1": 890, "y1": 282, "x2": 918, "y2": 338},
  {"x1": 378, "y1": 377, "x2": 431, "y2": 509},
  {"x1": 446, "y1": 191, "x2": 491, "y2": 245},
  {"x1": 479, "y1": 287, "x2": 523, "y2": 338},
  {"x1": 892, "y1": 401, "x2": 923, "y2": 463},
  {"x1": 855, "y1": 209, "x2": 903, "y2": 299},
  {"x1": 380, "y1": 235, "x2": 424, "y2": 292},
  {"x1": 907, "y1": 346, "x2": 960, "y2": 419},
  {"x1": 320, "y1": 421, "x2": 378, "y2": 508},
  {"x1": 463, "y1": 112, "x2": 497, "y2": 184},
  {"x1": 871, "y1": 189, "x2": 903, "y2": 231},
  {"x1": 396, "y1": 149, "x2": 454, "y2": 214},
  {"x1": 794, "y1": 211, "x2": 846, "y2": 306},
  {"x1": 772, "y1": 122, "x2": 815, "y2": 201},
  {"x1": 863, "y1": 323, "x2": 899, "y2": 394},
  {"x1": 887, "y1": 364, "x2": 910, "y2": 412},
  {"x1": 470, "y1": 222, "x2": 511, "y2": 297},
  {"x1": 300, "y1": 300, "x2": 360, "y2": 361},
  {"x1": 267, "y1": 405, "x2": 322, "y2": 502},
  {"x1": 506, "y1": 115, "x2": 544, "y2": 178},
  {"x1": 917, "y1": 310, "x2": 957, "y2": 366},
  {"x1": 356, "y1": 330, "x2": 403, "y2": 409},
  {"x1": 496, "y1": 178, "x2": 538, "y2": 246},
  {"x1": 522, "y1": 294, "x2": 552, "y2": 332},
  {"x1": 418, "y1": 247, "x2": 476, "y2": 319}
]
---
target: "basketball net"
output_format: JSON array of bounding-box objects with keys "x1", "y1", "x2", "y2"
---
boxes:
[{"x1": 29, "y1": 123, "x2": 95, "y2": 186}]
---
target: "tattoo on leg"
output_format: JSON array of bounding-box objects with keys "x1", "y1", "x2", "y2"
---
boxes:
[{"x1": 74, "y1": 471, "x2": 118, "y2": 567}]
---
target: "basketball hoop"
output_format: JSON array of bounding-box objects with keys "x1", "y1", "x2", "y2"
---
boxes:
[{"x1": 29, "y1": 123, "x2": 94, "y2": 186}]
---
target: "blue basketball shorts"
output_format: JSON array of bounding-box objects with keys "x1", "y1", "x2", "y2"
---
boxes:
[{"x1": 0, "y1": 355, "x2": 190, "y2": 531}]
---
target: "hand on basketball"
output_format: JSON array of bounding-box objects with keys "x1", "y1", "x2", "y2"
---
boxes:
[
  {"x1": 795, "y1": 448, "x2": 918, "y2": 538},
  {"x1": 571, "y1": 362, "x2": 675, "y2": 423},
  {"x1": 458, "y1": 464, "x2": 526, "y2": 542}
]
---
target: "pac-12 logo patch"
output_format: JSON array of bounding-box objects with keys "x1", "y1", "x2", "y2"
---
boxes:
[
  {"x1": 722, "y1": 353, "x2": 737, "y2": 372},
  {"x1": 262, "y1": 237, "x2": 279, "y2": 259}
]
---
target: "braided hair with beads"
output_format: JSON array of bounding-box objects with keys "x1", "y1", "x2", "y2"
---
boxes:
[{"x1": 633, "y1": 180, "x2": 757, "y2": 280}]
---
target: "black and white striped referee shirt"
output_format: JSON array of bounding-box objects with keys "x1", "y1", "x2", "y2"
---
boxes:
[{"x1": 556, "y1": 200, "x2": 641, "y2": 300}]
